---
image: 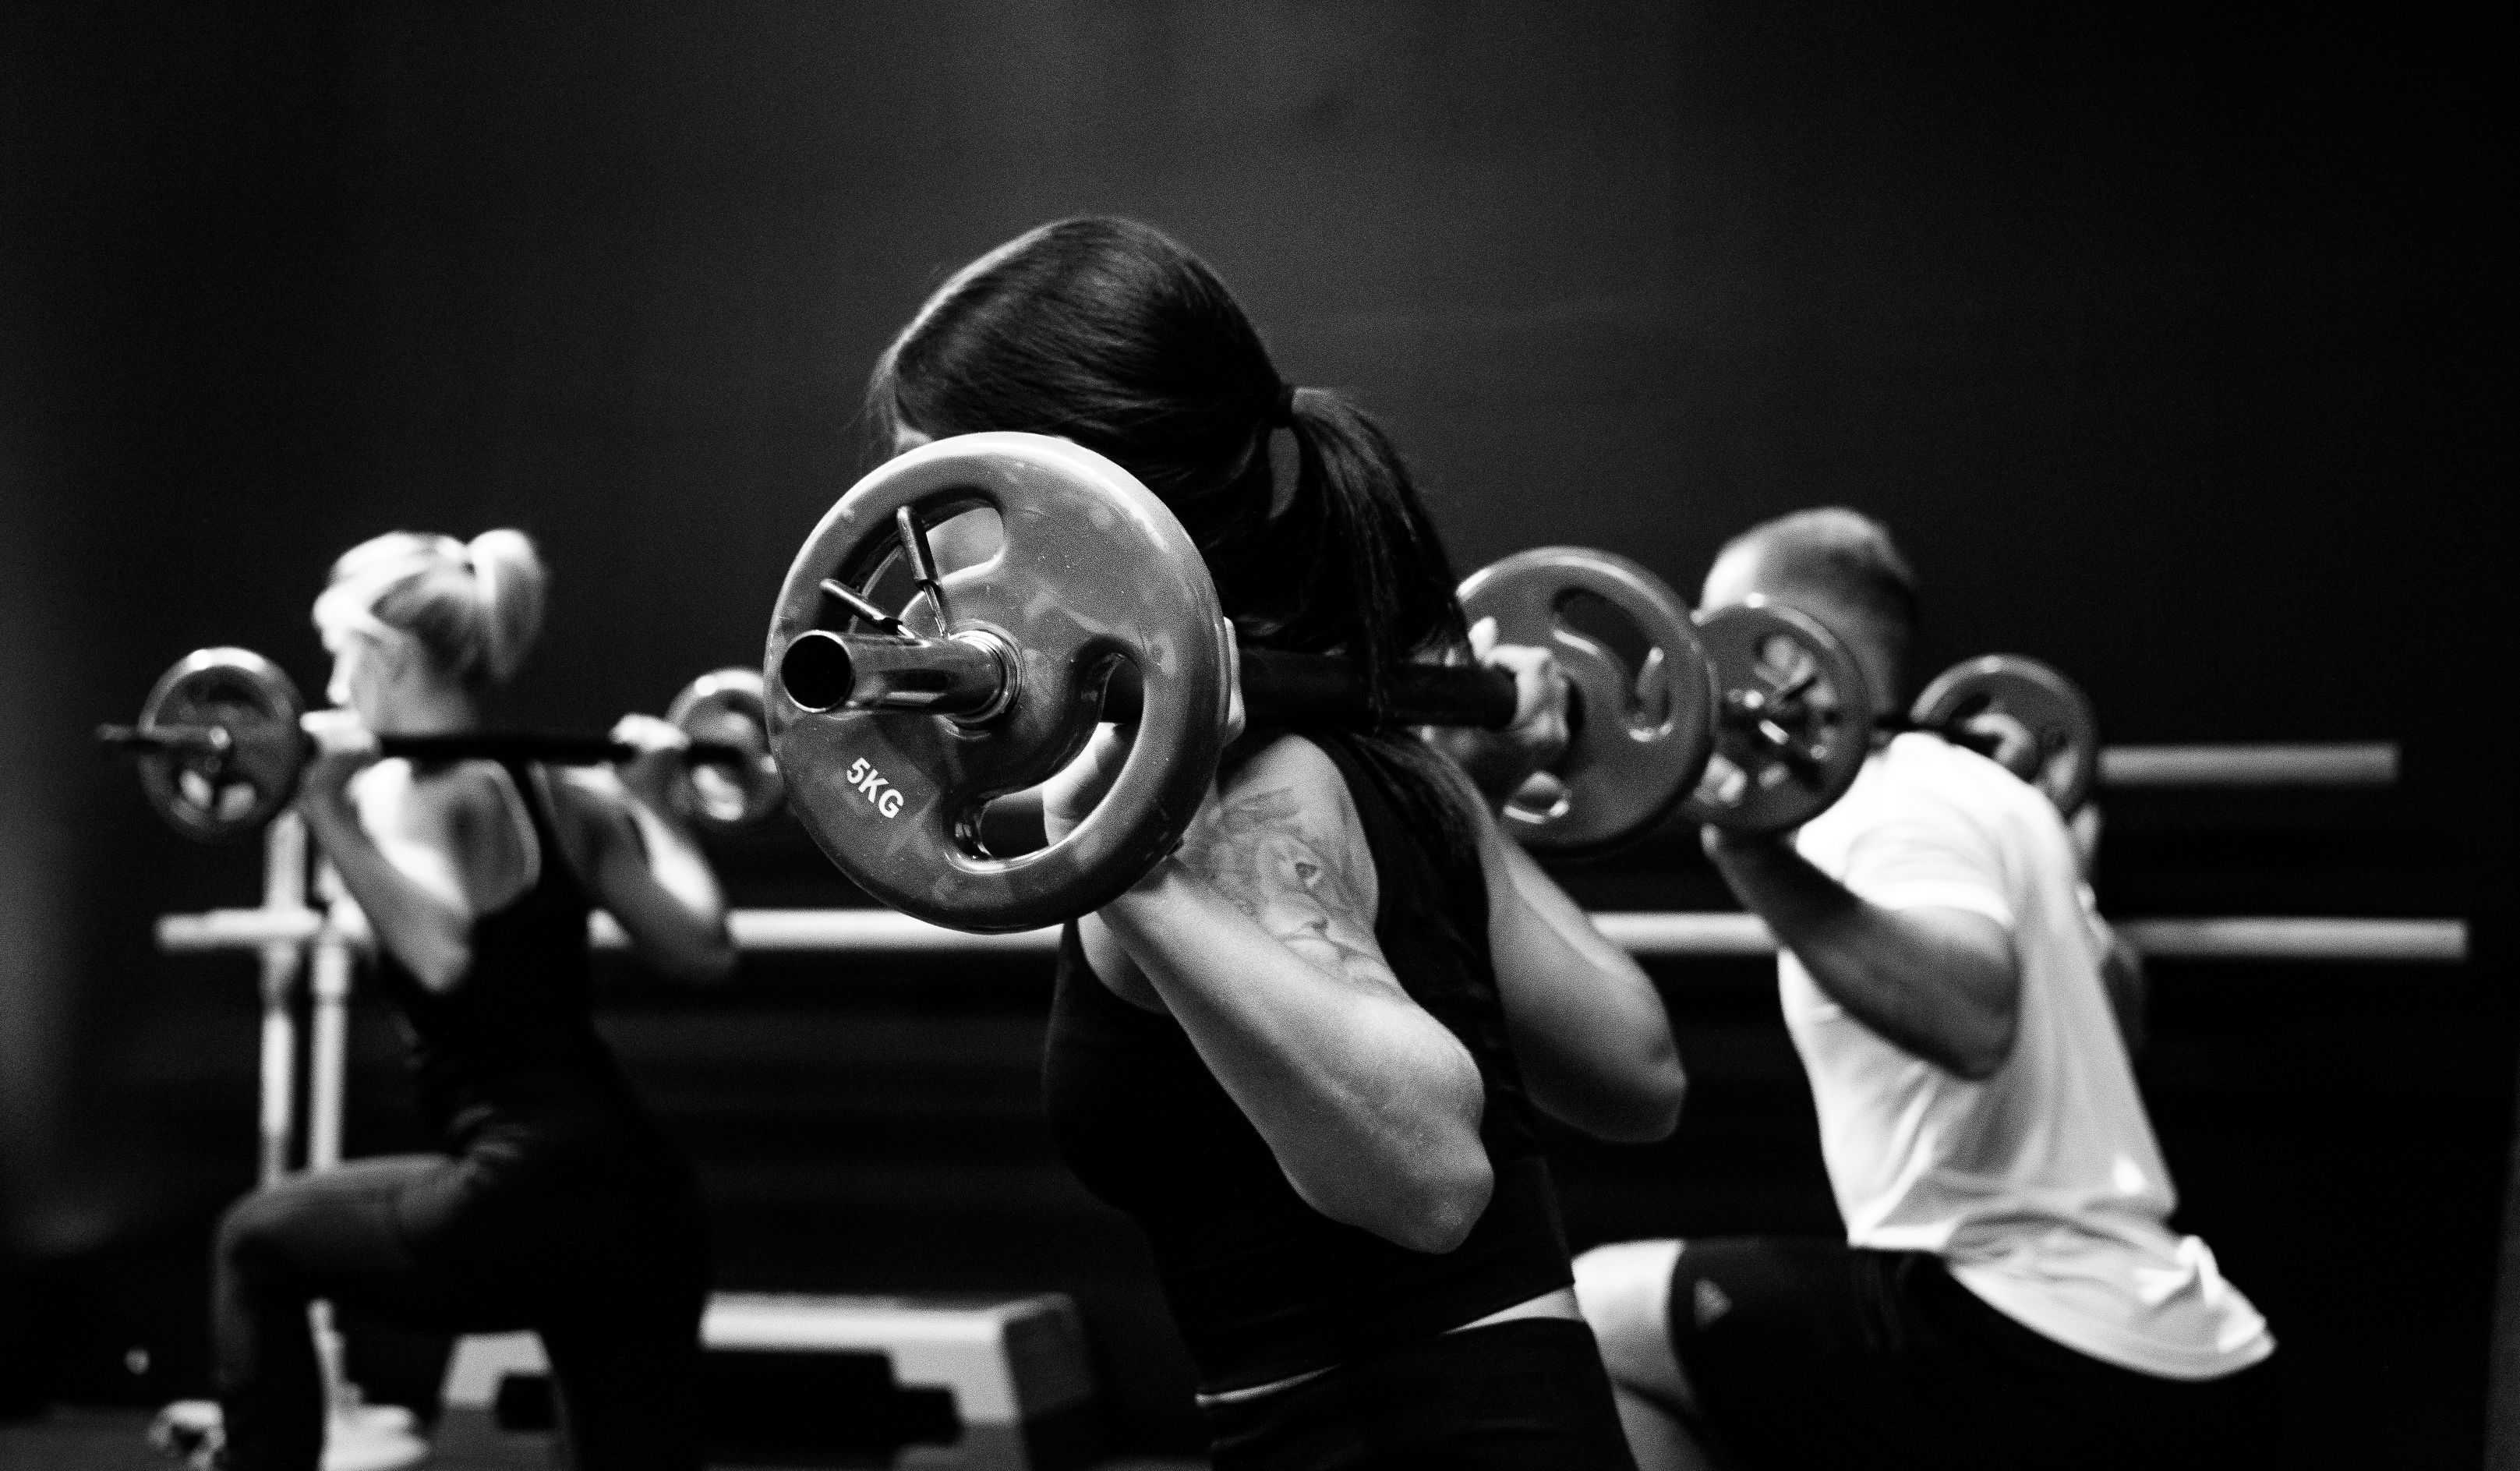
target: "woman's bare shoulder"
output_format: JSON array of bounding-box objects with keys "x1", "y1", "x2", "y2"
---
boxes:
[
  {"x1": 359, "y1": 758, "x2": 511, "y2": 833},
  {"x1": 1195, "y1": 733, "x2": 1380, "y2": 921},
  {"x1": 1211, "y1": 734, "x2": 1365, "y2": 841}
]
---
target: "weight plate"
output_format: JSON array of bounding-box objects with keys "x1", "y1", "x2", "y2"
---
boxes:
[
  {"x1": 1458, "y1": 546, "x2": 1714, "y2": 855},
  {"x1": 135, "y1": 648, "x2": 308, "y2": 843},
  {"x1": 665, "y1": 667, "x2": 787, "y2": 833},
  {"x1": 765, "y1": 433, "x2": 1228, "y2": 934},
  {"x1": 1683, "y1": 599, "x2": 1873, "y2": 835},
  {"x1": 1910, "y1": 653, "x2": 2098, "y2": 814}
]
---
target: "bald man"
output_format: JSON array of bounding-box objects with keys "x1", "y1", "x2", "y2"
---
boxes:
[{"x1": 1575, "y1": 509, "x2": 2277, "y2": 1471}]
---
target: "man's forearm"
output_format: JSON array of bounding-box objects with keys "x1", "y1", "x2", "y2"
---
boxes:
[{"x1": 1705, "y1": 833, "x2": 2020, "y2": 1080}]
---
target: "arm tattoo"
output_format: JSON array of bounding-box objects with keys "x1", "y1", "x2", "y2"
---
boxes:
[{"x1": 1179, "y1": 783, "x2": 1391, "y2": 987}]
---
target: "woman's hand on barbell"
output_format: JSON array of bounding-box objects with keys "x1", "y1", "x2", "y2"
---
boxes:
[
  {"x1": 298, "y1": 709, "x2": 380, "y2": 808},
  {"x1": 1423, "y1": 617, "x2": 1570, "y2": 807}
]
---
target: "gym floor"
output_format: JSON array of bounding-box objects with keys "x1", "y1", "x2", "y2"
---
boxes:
[{"x1": 0, "y1": 1409, "x2": 1211, "y2": 1471}]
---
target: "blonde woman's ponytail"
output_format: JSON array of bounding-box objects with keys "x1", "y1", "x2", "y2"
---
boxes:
[{"x1": 463, "y1": 529, "x2": 546, "y2": 687}]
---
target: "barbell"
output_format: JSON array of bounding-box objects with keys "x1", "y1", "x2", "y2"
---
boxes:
[
  {"x1": 98, "y1": 650, "x2": 786, "y2": 842},
  {"x1": 757, "y1": 438, "x2": 2172, "y2": 937},
  {"x1": 761, "y1": 433, "x2": 1886, "y2": 933}
]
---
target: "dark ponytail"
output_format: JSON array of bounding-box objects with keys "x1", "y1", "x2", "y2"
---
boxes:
[
  {"x1": 1217, "y1": 385, "x2": 1469, "y2": 720},
  {"x1": 868, "y1": 217, "x2": 1472, "y2": 718},
  {"x1": 868, "y1": 217, "x2": 1482, "y2": 853}
]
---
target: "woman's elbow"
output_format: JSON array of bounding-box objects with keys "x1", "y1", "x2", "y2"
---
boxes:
[
  {"x1": 1386, "y1": 1150, "x2": 1495, "y2": 1254},
  {"x1": 390, "y1": 925, "x2": 473, "y2": 993},
  {"x1": 648, "y1": 922, "x2": 737, "y2": 985},
  {"x1": 1306, "y1": 1133, "x2": 1493, "y2": 1254},
  {"x1": 409, "y1": 944, "x2": 472, "y2": 994},
  {"x1": 1563, "y1": 1037, "x2": 1688, "y2": 1143},
  {"x1": 684, "y1": 948, "x2": 739, "y2": 985},
  {"x1": 679, "y1": 932, "x2": 740, "y2": 985},
  {"x1": 1603, "y1": 1064, "x2": 1688, "y2": 1143}
]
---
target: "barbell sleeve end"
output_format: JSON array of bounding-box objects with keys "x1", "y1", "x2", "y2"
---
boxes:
[
  {"x1": 97, "y1": 721, "x2": 232, "y2": 757},
  {"x1": 776, "y1": 629, "x2": 1016, "y2": 720},
  {"x1": 778, "y1": 630, "x2": 860, "y2": 713}
]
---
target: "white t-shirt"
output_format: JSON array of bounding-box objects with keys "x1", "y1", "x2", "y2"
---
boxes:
[{"x1": 1782, "y1": 733, "x2": 2273, "y2": 1381}]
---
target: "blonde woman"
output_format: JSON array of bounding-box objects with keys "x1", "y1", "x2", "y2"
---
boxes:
[{"x1": 203, "y1": 531, "x2": 732, "y2": 1471}]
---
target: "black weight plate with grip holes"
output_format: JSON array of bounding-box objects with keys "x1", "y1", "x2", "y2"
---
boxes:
[
  {"x1": 765, "y1": 433, "x2": 1229, "y2": 934},
  {"x1": 664, "y1": 667, "x2": 787, "y2": 833},
  {"x1": 1456, "y1": 546, "x2": 1716, "y2": 856},
  {"x1": 135, "y1": 647, "x2": 309, "y2": 843},
  {"x1": 1910, "y1": 653, "x2": 2098, "y2": 815},
  {"x1": 1683, "y1": 599, "x2": 1873, "y2": 835}
]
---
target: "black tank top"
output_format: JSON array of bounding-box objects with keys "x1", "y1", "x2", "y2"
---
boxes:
[
  {"x1": 1042, "y1": 730, "x2": 1574, "y2": 1394},
  {"x1": 372, "y1": 761, "x2": 660, "y2": 1162}
]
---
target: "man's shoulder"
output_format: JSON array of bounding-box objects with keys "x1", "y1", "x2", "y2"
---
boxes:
[
  {"x1": 1827, "y1": 734, "x2": 1995, "y2": 821},
  {"x1": 1799, "y1": 734, "x2": 2054, "y2": 870},
  {"x1": 1854, "y1": 735, "x2": 2089, "y2": 890},
  {"x1": 1873, "y1": 733, "x2": 2055, "y2": 818}
]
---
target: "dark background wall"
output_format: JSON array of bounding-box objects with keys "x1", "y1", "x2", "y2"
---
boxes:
[{"x1": 3, "y1": 1, "x2": 2508, "y2": 1462}]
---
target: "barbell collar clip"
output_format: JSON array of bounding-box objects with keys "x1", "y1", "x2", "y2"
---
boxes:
[
  {"x1": 816, "y1": 578, "x2": 904, "y2": 635},
  {"x1": 895, "y1": 505, "x2": 952, "y2": 629}
]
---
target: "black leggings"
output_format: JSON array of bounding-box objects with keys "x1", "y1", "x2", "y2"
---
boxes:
[
  {"x1": 211, "y1": 1148, "x2": 709, "y2": 1471},
  {"x1": 1200, "y1": 1317, "x2": 1638, "y2": 1470}
]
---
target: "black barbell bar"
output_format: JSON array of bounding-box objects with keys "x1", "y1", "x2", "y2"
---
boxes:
[{"x1": 98, "y1": 723, "x2": 752, "y2": 769}]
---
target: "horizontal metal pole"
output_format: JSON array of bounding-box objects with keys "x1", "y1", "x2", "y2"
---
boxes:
[
  {"x1": 2098, "y1": 742, "x2": 2397, "y2": 789},
  {"x1": 2112, "y1": 916, "x2": 2465, "y2": 963},
  {"x1": 1594, "y1": 912, "x2": 1777, "y2": 957},
  {"x1": 600, "y1": 909, "x2": 1064, "y2": 956},
  {"x1": 161, "y1": 909, "x2": 345, "y2": 949},
  {"x1": 160, "y1": 907, "x2": 2467, "y2": 965}
]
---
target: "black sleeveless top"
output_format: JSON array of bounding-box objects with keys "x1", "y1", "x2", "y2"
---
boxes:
[
  {"x1": 371, "y1": 761, "x2": 666, "y2": 1168},
  {"x1": 1042, "y1": 730, "x2": 1574, "y2": 1393}
]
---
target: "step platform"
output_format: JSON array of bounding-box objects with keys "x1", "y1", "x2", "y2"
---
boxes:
[{"x1": 440, "y1": 1292, "x2": 1108, "y2": 1469}]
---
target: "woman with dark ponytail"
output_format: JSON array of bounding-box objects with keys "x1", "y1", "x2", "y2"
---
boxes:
[
  {"x1": 180, "y1": 530, "x2": 733, "y2": 1471},
  {"x1": 871, "y1": 219, "x2": 1686, "y2": 1469}
]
